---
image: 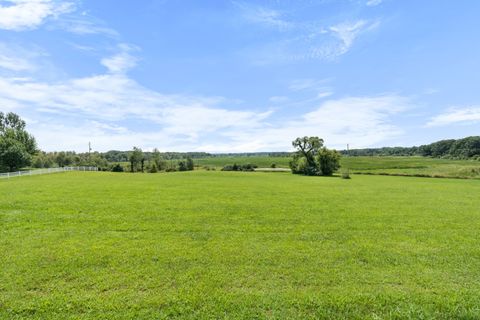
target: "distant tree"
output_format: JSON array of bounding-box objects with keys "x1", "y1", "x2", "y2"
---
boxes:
[
  {"x1": 152, "y1": 148, "x2": 167, "y2": 170},
  {"x1": 186, "y1": 157, "x2": 194, "y2": 171},
  {"x1": 165, "y1": 161, "x2": 177, "y2": 172},
  {"x1": 55, "y1": 151, "x2": 73, "y2": 167},
  {"x1": 178, "y1": 160, "x2": 187, "y2": 171},
  {"x1": 290, "y1": 136, "x2": 341, "y2": 176},
  {"x1": 88, "y1": 152, "x2": 108, "y2": 169},
  {"x1": 129, "y1": 147, "x2": 144, "y2": 172},
  {"x1": 149, "y1": 163, "x2": 158, "y2": 173},
  {"x1": 0, "y1": 112, "x2": 37, "y2": 172}
]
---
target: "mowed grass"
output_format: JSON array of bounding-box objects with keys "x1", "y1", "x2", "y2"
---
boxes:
[{"x1": 1, "y1": 171, "x2": 480, "y2": 319}]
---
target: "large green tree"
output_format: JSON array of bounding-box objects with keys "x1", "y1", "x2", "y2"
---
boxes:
[
  {"x1": 129, "y1": 147, "x2": 144, "y2": 172},
  {"x1": 0, "y1": 112, "x2": 37, "y2": 172},
  {"x1": 290, "y1": 136, "x2": 341, "y2": 176}
]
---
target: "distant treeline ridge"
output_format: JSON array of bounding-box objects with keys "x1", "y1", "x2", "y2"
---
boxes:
[
  {"x1": 101, "y1": 151, "x2": 292, "y2": 162},
  {"x1": 341, "y1": 136, "x2": 480, "y2": 159}
]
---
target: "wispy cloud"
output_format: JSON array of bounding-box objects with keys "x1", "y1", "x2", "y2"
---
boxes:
[
  {"x1": 269, "y1": 96, "x2": 289, "y2": 103},
  {"x1": 288, "y1": 78, "x2": 334, "y2": 99},
  {"x1": 236, "y1": 1, "x2": 380, "y2": 63},
  {"x1": 329, "y1": 20, "x2": 378, "y2": 56},
  {"x1": 0, "y1": 0, "x2": 75, "y2": 31},
  {"x1": 56, "y1": 14, "x2": 119, "y2": 37},
  {"x1": 204, "y1": 95, "x2": 410, "y2": 152},
  {"x1": 426, "y1": 107, "x2": 480, "y2": 127},
  {"x1": 0, "y1": 43, "x2": 35, "y2": 71},
  {"x1": 289, "y1": 78, "x2": 330, "y2": 91},
  {"x1": 366, "y1": 0, "x2": 383, "y2": 7},
  {"x1": 234, "y1": 1, "x2": 292, "y2": 31},
  {"x1": 0, "y1": 48, "x2": 275, "y2": 150},
  {"x1": 101, "y1": 44, "x2": 138, "y2": 74}
]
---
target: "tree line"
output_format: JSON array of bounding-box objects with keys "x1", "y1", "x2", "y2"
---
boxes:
[
  {"x1": 2, "y1": 111, "x2": 478, "y2": 175},
  {"x1": 124, "y1": 147, "x2": 194, "y2": 173},
  {"x1": 342, "y1": 136, "x2": 480, "y2": 159}
]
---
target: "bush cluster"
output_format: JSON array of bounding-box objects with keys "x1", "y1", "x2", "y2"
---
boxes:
[{"x1": 221, "y1": 163, "x2": 257, "y2": 172}]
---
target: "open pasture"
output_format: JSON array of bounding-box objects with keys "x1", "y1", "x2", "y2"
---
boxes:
[{"x1": 1, "y1": 171, "x2": 480, "y2": 319}]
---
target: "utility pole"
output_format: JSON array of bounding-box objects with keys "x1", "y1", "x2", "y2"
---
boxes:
[
  {"x1": 88, "y1": 142, "x2": 92, "y2": 161},
  {"x1": 347, "y1": 144, "x2": 350, "y2": 156}
]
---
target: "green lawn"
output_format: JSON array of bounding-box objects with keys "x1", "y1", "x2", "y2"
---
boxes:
[{"x1": 1, "y1": 171, "x2": 480, "y2": 319}]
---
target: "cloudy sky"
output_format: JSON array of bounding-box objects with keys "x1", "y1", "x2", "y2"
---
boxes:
[{"x1": 0, "y1": 0, "x2": 479, "y2": 152}]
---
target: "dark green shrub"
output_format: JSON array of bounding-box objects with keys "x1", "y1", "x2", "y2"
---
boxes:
[
  {"x1": 186, "y1": 157, "x2": 194, "y2": 171},
  {"x1": 178, "y1": 161, "x2": 187, "y2": 171},
  {"x1": 111, "y1": 164, "x2": 124, "y2": 172},
  {"x1": 149, "y1": 163, "x2": 158, "y2": 173}
]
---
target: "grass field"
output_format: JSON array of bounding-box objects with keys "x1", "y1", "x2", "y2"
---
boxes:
[
  {"x1": 342, "y1": 156, "x2": 480, "y2": 179},
  {"x1": 2, "y1": 171, "x2": 480, "y2": 319},
  {"x1": 194, "y1": 156, "x2": 480, "y2": 179}
]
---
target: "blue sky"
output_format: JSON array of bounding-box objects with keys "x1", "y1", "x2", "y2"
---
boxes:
[{"x1": 0, "y1": 0, "x2": 479, "y2": 152}]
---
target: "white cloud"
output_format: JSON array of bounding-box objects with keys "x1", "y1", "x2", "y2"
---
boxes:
[
  {"x1": 234, "y1": 2, "x2": 292, "y2": 31},
  {"x1": 2, "y1": 59, "x2": 409, "y2": 151},
  {"x1": 269, "y1": 96, "x2": 289, "y2": 103},
  {"x1": 426, "y1": 107, "x2": 480, "y2": 127},
  {"x1": 0, "y1": 47, "x2": 35, "y2": 71},
  {"x1": 0, "y1": 47, "x2": 274, "y2": 151},
  {"x1": 101, "y1": 45, "x2": 138, "y2": 74},
  {"x1": 243, "y1": 17, "x2": 379, "y2": 63},
  {"x1": 236, "y1": 1, "x2": 380, "y2": 63},
  {"x1": 198, "y1": 95, "x2": 410, "y2": 152},
  {"x1": 289, "y1": 78, "x2": 330, "y2": 91},
  {"x1": 329, "y1": 20, "x2": 379, "y2": 57},
  {"x1": 0, "y1": 0, "x2": 75, "y2": 31},
  {"x1": 56, "y1": 15, "x2": 119, "y2": 37},
  {"x1": 366, "y1": 0, "x2": 383, "y2": 6},
  {"x1": 288, "y1": 78, "x2": 334, "y2": 99},
  {"x1": 317, "y1": 91, "x2": 333, "y2": 99}
]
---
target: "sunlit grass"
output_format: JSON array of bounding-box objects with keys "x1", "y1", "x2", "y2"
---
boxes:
[{"x1": 1, "y1": 171, "x2": 480, "y2": 318}]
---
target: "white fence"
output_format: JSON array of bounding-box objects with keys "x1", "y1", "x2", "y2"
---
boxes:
[{"x1": 0, "y1": 166, "x2": 98, "y2": 179}]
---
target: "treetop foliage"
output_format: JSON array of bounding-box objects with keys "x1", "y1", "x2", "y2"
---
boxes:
[{"x1": 0, "y1": 112, "x2": 37, "y2": 172}]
